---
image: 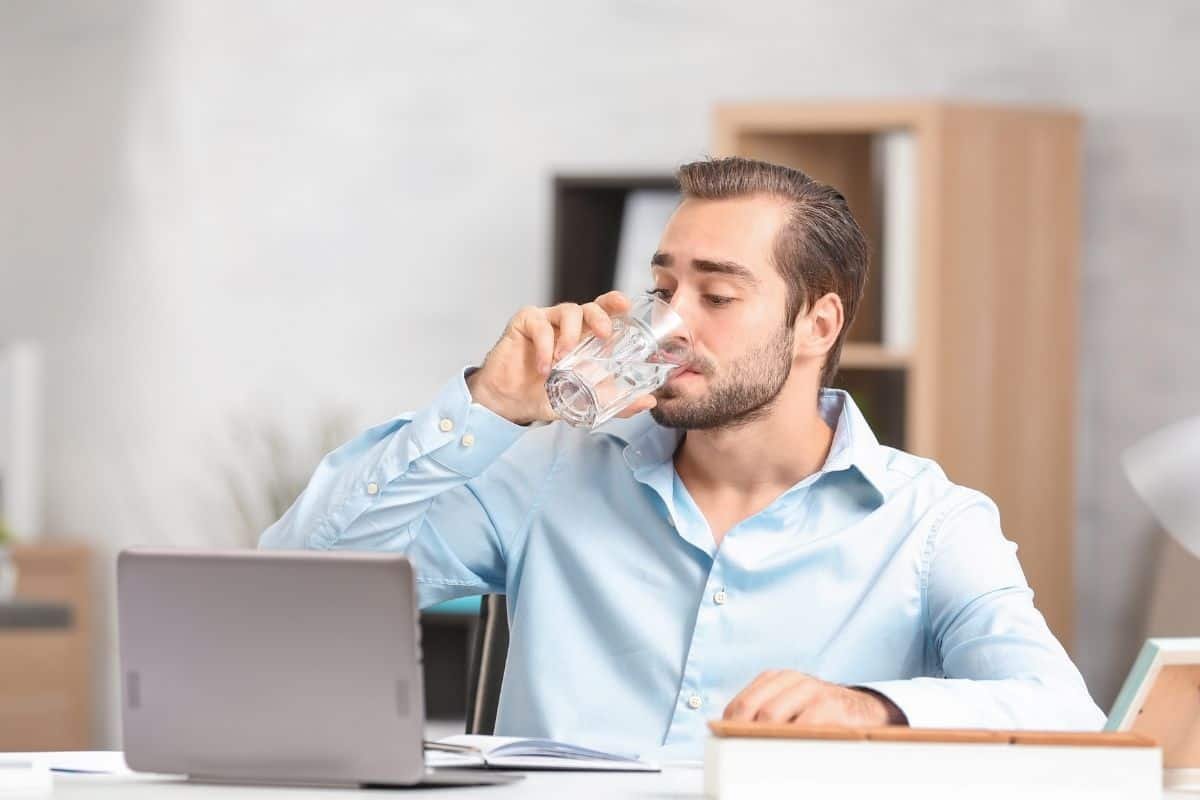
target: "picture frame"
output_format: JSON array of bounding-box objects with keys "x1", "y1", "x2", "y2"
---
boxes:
[{"x1": 1107, "y1": 637, "x2": 1200, "y2": 789}]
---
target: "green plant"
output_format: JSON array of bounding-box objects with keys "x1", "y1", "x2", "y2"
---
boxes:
[
  {"x1": 0, "y1": 518, "x2": 10, "y2": 547},
  {"x1": 221, "y1": 410, "x2": 355, "y2": 548}
]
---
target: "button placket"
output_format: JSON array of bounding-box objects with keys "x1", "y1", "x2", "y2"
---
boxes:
[{"x1": 665, "y1": 560, "x2": 726, "y2": 745}]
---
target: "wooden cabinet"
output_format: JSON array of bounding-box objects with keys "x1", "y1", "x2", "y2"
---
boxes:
[
  {"x1": 0, "y1": 543, "x2": 91, "y2": 750},
  {"x1": 714, "y1": 102, "x2": 1081, "y2": 648}
]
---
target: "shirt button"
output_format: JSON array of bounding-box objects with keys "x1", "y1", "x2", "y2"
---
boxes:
[
  {"x1": 713, "y1": 590, "x2": 727, "y2": 605},
  {"x1": 687, "y1": 694, "x2": 703, "y2": 710},
  {"x1": 461, "y1": 433, "x2": 476, "y2": 448},
  {"x1": 438, "y1": 418, "x2": 454, "y2": 433},
  {"x1": 366, "y1": 482, "x2": 379, "y2": 496}
]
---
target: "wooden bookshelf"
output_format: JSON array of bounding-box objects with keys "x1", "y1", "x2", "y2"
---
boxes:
[
  {"x1": 715, "y1": 102, "x2": 1082, "y2": 648},
  {"x1": 0, "y1": 543, "x2": 92, "y2": 750},
  {"x1": 840, "y1": 343, "x2": 911, "y2": 370}
]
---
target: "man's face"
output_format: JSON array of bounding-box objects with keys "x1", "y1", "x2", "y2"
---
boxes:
[{"x1": 648, "y1": 194, "x2": 797, "y2": 430}]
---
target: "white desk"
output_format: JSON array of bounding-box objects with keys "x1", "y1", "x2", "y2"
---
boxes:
[
  {"x1": 9, "y1": 755, "x2": 1199, "y2": 798},
  {"x1": 4, "y1": 757, "x2": 704, "y2": 799}
]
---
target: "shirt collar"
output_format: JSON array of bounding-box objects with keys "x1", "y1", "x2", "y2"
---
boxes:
[{"x1": 593, "y1": 389, "x2": 889, "y2": 501}]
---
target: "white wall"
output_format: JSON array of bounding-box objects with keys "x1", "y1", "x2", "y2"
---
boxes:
[{"x1": 1, "y1": 0, "x2": 1198, "y2": 746}]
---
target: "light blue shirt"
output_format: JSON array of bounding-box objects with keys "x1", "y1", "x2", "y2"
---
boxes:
[{"x1": 260, "y1": 368, "x2": 1104, "y2": 758}]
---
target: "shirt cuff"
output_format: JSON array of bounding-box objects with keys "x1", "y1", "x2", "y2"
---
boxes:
[
  {"x1": 853, "y1": 680, "x2": 964, "y2": 729},
  {"x1": 402, "y1": 366, "x2": 528, "y2": 478}
]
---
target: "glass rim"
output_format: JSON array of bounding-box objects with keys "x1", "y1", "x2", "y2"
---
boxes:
[{"x1": 629, "y1": 292, "x2": 690, "y2": 341}]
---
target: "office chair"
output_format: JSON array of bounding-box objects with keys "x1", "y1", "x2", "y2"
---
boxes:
[{"x1": 464, "y1": 594, "x2": 508, "y2": 735}]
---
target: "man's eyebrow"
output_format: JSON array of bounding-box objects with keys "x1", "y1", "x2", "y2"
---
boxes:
[{"x1": 651, "y1": 251, "x2": 758, "y2": 285}]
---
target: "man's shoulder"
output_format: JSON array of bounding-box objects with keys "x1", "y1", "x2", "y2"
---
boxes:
[{"x1": 869, "y1": 444, "x2": 996, "y2": 514}]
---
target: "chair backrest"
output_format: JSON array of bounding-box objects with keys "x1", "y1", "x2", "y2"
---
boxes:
[{"x1": 464, "y1": 594, "x2": 508, "y2": 735}]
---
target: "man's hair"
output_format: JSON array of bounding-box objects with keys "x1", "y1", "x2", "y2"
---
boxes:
[{"x1": 675, "y1": 156, "x2": 869, "y2": 387}]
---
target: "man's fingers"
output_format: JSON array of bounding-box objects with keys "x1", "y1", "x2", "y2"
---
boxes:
[
  {"x1": 723, "y1": 670, "x2": 798, "y2": 721},
  {"x1": 594, "y1": 290, "x2": 632, "y2": 317},
  {"x1": 578, "y1": 302, "x2": 613, "y2": 340},
  {"x1": 502, "y1": 292, "x2": 641, "y2": 389},
  {"x1": 789, "y1": 696, "x2": 845, "y2": 727},
  {"x1": 729, "y1": 670, "x2": 781, "y2": 706},
  {"x1": 752, "y1": 679, "x2": 821, "y2": 724},
  {"x1": 550, "y1": 304, "x2": 584, "y2": 361},
  {"x1": 515, "y1": 307, "x2": 556, "y2": 376}
]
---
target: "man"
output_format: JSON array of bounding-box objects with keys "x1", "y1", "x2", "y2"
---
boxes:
[{"x1": 260, "y1": 157, "x2": 1104, "y2": 758}]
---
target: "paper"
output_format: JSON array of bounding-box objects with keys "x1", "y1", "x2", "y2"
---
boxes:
[
  {"x1": 42, "y1": 751, "x2": 133, "y2": 775},
  {"x1": 0, "y1": 757, "x2": 51, "y2": 794},
  {"x1": 427, "y1": 735, "x2": 660, "y2": 772}
]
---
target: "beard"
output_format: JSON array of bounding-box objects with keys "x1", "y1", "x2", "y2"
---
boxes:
[{"x1": 650, "y1": 324, "x2": 794, "y2": 431}]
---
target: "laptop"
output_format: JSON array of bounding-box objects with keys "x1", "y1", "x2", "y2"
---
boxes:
[{"x1": 116, "y1": 548, "x2": 518, "y2": 788}]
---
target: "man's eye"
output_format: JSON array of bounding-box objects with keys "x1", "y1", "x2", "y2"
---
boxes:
[
  {"x1": 646, "y1": 288, "x2": 673, "y2": 301},
  {"x1": 705, "y1": 295, "x2": 734, "y2": 306}
]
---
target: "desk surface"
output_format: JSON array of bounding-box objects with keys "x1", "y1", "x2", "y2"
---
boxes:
[
  {"x1": 37, "y1": 765, "x2": 705, "y2": 799},
  {"x1": 10, "y1": 754, "x2": 1199, "y2": 799}
]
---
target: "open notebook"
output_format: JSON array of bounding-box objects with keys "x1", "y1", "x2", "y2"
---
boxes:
[{"x1": 425, "y1": 735, "x2": 660, "y2": 772}]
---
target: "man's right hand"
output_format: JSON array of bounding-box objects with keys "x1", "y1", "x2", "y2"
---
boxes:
[{"x1": 466, "y1": 291, "x2": 658, "y2": 426}]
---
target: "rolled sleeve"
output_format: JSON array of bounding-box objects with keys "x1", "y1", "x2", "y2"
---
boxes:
[
  {"x1": 859, "y1": 492, "x2": 1105, "y2": 730},
  {"x1": 384, "y1": 367, "x2": 527, "y2": 479},
  {"x1": 854, "y1": 679, "x2": 960, "y2": 728},
  {"x1": 264, "y1": 367, "x2": 532, "y2": 557}
]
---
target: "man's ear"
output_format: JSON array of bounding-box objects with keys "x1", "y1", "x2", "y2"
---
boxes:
[{"x1": 792, "y1": 292, "x2": 845, "y2": 361}]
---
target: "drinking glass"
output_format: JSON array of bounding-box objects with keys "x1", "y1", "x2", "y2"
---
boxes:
[{"x1": 545, "y1": 294, "x2": 691, "y2": 429}]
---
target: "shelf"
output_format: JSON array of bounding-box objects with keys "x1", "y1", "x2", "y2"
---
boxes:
[
  {"x1": 550, "y1": 174, "x2": 677, "y2": 304},
  {"x1": 832, "y1": 367, "x2": 907, "y2": 450},
  {"x1": 839, "y1": 344, "x2": 911, "y2": 370},
  {"x1": 715, "y1": 101, "x2": 1082, "y2": 649},
  {"x1": 2, "y1": 544, "x2": 91, "y2": 750},
  {"x1": 713, "y1": 102, "x2": 935, "y2": 139}
]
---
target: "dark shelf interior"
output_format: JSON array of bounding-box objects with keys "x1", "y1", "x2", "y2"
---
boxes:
[
  {"x1": 420, "y1": 612, "x2": 478, "y2": 720},
  {"x1": 550, "y1": 174, "x2": 677, "y2": 304},
  {"x1": 832, "y1": 367, "x2": 906, "y2": 449}
]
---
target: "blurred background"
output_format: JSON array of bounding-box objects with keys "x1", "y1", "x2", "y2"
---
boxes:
[{"x1": 1, "y1": 0, "x2": 1198, "y2": 750}]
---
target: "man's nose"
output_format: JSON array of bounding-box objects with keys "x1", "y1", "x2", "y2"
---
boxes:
[
  {"x1": 668, "y1": 295, "x2": 695, "y2": 331},
  {"x1": 662, "y1": 296, "x2": 696, "y2": 350}
]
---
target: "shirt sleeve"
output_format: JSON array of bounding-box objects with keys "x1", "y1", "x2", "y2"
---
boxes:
[
  {"x1": 857, "y1": 493, "x2": 1106, "y2": 730},
  {"x1": 258, "y1": 367, "x2": 548, "y2": 608}
]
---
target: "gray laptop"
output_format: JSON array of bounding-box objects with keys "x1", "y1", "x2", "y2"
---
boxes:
[{"x1": 117, "y1": 548, "x2": 517, "y2": 788}]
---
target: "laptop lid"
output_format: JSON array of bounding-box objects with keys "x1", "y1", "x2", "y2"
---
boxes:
[{"x1": 117, "y1": 548, "x2": 428, "y2": 786}]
